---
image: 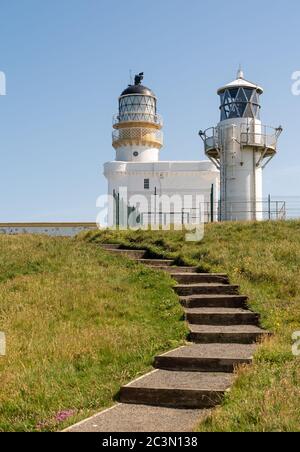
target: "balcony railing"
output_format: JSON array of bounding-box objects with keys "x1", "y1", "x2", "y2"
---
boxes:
[
  {"x1": 200, "y1": 123, "x2": 281, "y2": 155},
  {"x1": 113, "y1": 113, "x2": 163, "y2": 127},
  {"x1": 240, "y1": 124, "x2": 279, "y2": 149},
  {"x1": 200, "y1": 127, "x2": 219, "y2": 154}
]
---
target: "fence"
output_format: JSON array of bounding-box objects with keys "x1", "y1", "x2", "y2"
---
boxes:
[
  {"x1": 271, "y1": 196, "x2": 300, "y2": 220},
  {"x1": 112, "y1": 194, "x2": 300, "y2": 227}
]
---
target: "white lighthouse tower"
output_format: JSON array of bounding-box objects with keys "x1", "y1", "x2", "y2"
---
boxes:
[
  {"x1": 200, "y1": 69, "x2": 282, "y2": 221},
  {"x1": 112, "y1": 72, "x2": 163, "y2": 162}
]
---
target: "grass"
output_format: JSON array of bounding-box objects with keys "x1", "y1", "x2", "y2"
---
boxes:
[
  {"x1": 81, "y1": 221, "x2": 300, "y2": 432},
  {"x1": 0, "y1": 234, "x2": 187, "y2": 432}
]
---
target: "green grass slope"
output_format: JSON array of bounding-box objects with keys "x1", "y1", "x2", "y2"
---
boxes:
[
  {"x1": 82, "y1": 221, "x2": 300, "y2": 432},
  {"x1": 0, "y1": 235, "x2": 186, "y2": 432}
]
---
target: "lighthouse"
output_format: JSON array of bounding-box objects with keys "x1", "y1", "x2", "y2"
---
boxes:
[
  {"x1": 104, "y1": 73, "x2": 219, "y2": 227},
  {"x1": 112, "y1": 72, "x2": 163, "y2": 162},
  {"x1": 199, "y1": 69, "x2": 282, "y2": 221}
]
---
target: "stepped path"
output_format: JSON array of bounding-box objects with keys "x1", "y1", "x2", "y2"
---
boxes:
[{"x1": 66, "y1": 245, "x2": 268, "y2": 432}]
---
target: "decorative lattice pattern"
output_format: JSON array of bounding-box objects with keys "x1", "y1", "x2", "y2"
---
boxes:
[
  {"x1": 112, "y1": 127, "x2": 163, "y2": 145},
  {"x1": 119, "y1": 95, "x2": 156, "y2": 122}
]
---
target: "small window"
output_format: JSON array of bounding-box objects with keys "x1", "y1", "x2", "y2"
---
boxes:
[{"x1": 144, "y1": 179, "x2": 150, "y2": 190}]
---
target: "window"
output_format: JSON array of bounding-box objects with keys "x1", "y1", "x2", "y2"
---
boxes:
[{"x1": 144, "y1": 179, "x2": 150, "y2": 190}]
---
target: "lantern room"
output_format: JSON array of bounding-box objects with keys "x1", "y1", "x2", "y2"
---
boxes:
[{"x1": 217, "y1": 68, "x2": 263, "y2": 121}]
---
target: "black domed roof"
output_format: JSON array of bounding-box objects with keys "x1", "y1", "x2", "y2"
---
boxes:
[{"x1": 121, "y1": 84, "x2": 156, "y2": 97}]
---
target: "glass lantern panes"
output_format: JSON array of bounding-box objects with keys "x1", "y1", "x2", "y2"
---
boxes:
[
  {"x1": 119, "y1": 95, "x2": 157, "y2": 122},
  {"x1": 229, "y1": 88, "x2": 239, "y2": 99},
  {"x1": 243, "y1": 88, "x2": 253, "y2": 101},
  {"x1": 236, "y1": 88, "x2": 247, "y2": 103},
  {"x1": 219, "y1": 87, "x2": 261, "y2": 120}
]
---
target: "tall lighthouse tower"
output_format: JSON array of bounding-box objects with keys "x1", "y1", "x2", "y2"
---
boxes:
[
  {"x1": 200, "y1": 69, "x2": 282, "y2": 221},
  {"x1": 112, "y1": 72, "x2": 163, "y2": 162}
]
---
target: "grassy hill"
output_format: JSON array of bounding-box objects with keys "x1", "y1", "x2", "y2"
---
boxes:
[
  {"x1": 0, "y1": 235, "x2": 186, "y2": 432},
  {"x1": 1, "y1": 221, "x2": 299, "y2": 432},
  {"x1": 82, "y1": 220, "x2": 300, "y2": 432}
]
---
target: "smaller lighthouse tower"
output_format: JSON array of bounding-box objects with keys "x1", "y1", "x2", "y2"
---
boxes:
[
  {"x1": 112, "y1": 73, "x2": 163, "y2": 162},
  {"x1": 200, "y1": 69, "x2": 282, "y2": 221}
]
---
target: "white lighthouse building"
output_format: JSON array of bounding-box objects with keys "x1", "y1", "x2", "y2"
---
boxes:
[
  {"x1": 104, "y1": 73, "x2": 219, "y2": 226},
  {"x1": 200, "y1": 69, "x2": 282, "y2": 221}
]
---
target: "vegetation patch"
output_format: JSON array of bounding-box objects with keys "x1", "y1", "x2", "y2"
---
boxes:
[
  {"x1": 0, "y1": 235, "x2": 186, "y2": 431},
  {"x1": 82, "y1": 221, "x2": 300, "y2": 432}
]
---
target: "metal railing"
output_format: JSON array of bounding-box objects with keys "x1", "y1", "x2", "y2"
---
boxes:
[
  {"x1": 139, "y1": 199, "x2": 287, "y2": 225},
  {"x1": 200, "y1": 127, "x2": 219, "y2": 154},
  {"x1": 240, "y1": 124, "x2": 279, "y2": 149},
  {"x1": 112, "y1": 196, "x2": 300, "y2": 228},
  {"x1": 112, "y1": 113, "x2": 163, "y2": 127},
  {"x1": 218, "y1": 200, "x2": 287, "y2": 221},
  {"x1": 200, "y1": 123, "x2": 281, "y2": 154}
]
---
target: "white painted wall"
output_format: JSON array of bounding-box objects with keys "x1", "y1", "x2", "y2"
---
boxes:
[
  {"x1": 217, "y1": 118, "x2": 263, "y2": 221},
  {"x1": 0, "y1": 225, "x2": 96, "y2": 237},
  {"x1": 104, "y1": 161, "x2": 220, "y2": 225},
  {"x1": 115, "y1": 145, "x2": 160, "y2": 163}
]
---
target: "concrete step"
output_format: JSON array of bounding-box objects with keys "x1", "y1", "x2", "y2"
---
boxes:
[
  {"x1": 64, "y1": 403, "x2": 210, "y2": 432},
  {"x1": 174, "y1": 284, "x2": 240, "y2": 296},
  {"x1": 149, "y1": 266, "x2": 199, "y2": 273},
  {"x1": 172, "y1": 273, "x2": 229, "y2": 284},
  {"x1": 120, "y1": 369, "x2": 234, "y2": 409},
  {"x1": 136, "y1": 258, "x2": 174, "y2": 266},
  {"x1": 180, "y1": 294, "x2": 248, "y2": 309},
  {"x1": 189, "y1": 324, "x2": 269, "y2": 344},
  {"x1": 185, "y1": 307, "x2": 260, "y2": 326},
  {"x1": 100, "y1": 244, "x2": 122, "y2": 250},
  {"x1": 154, "y1": 343, "x2": 256, "y2": 373},
  {"x1": 105, "y1": 249, "x2": 147, "y2": 259}
]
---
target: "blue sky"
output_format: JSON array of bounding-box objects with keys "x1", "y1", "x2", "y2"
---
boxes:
[{"x1": 0, "y1": 0, "x2": 299, "y2": 221}]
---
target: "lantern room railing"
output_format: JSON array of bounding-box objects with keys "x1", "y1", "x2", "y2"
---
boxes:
[
  {"x1": 112, "y1": 113, "x2": 163, "y2": 127},
  {"x1": 240, "y1": 124, "x2": 280, "y2": 150},
  {"x1": 200, "y1": 124, "x2": 282, "y2": 155}
]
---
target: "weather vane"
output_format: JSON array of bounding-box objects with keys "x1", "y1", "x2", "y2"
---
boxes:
[{"x1": 134, "y1": 72, "x2": 144, "y2": 85}]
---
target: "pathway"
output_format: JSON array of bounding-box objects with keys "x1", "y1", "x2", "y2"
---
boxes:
[{"x1": 65, "y1": 246, "x2": 268, "y2": 432}]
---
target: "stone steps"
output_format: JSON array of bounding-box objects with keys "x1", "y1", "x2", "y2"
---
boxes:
[
  {"x1": 100, "y1": 244, "x2": 122, "y2": 250},
  {"x1": 189, "y1": 324, "x2": 269, "y2": 344},
  {"x1": 154, "y1": 343, "x2": 255, "y2": 373},
  {"x1": 185, "y1": 307, "x2": 259, "y2": 326},
  {"x1": 64, "y1": 404, "x2": 209, "y2": 433},
  {"x1": 136, "y1": 258, "x2": 174, "y2": 266},
  {"x1": 180, "y1": 294, "x2": 248, "y2": 309},
  {"x1": 171, "y1": 273, "x2": 230, "y2": 284},
  {"x1": 174, "y1": 284, "x2": 240, "y2": 296},
  {"x1": 120, "y1": 369, "x2": 234, "y2": 409},
  {"x1": 90, "y1": 245, "x2": 268, "y2": 418},
  {"x1": 105, "y1": 249, "x2": 147, "y2": 259},
  {"x1": 149, "y1": 265, "x2": 199, "y2": 273}
]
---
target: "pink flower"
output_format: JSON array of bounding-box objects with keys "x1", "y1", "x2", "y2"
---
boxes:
[{"x1": 55, "y1": 410, "x2": 76, "y2": 422}]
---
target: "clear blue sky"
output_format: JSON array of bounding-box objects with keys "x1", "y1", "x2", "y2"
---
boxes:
[{"x1": 0, "y1": 0, "x2": 299, "y2": 221}]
